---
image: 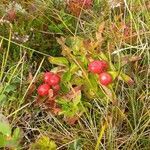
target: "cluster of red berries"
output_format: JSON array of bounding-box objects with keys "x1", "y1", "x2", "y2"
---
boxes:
[
  {"x1": 37, "y1": 72, "x2": 61, "y2": 96},
  {"x1": 88, "y1": 60, "x2": 113, "y2": 86}
]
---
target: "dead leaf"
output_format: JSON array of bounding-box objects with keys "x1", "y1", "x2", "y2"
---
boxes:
[
  {"x1": 45, "y1": 99, "x2": 56, "y2": 109},
  {"x1": 101, "y1": 85, "x2": 117, "y2": 105},
  {"x1": 83, "y1": 39, "x2": 99, "y2": 54},
  {"x1": 25, "y1": 73, "x2": 37, "y2": 97},
  {"x1": 67, "y1": 0, "x2": 92, "y2": 16},
  {"x1": 27, "y1": 83, "x2": 36, "y2": 97},
  {"x1": 34, "y1": 96, "x2": 46, "y2": 106},
  {"x1": 64, "y1": 116, "x2": 79, "y2": 125},
  {"x1": 7, "y1": 9, "x2": 16, "y2": 22},
  {"x1": 52, "y1": 107, "x2": 61, "y2": 115},
  {"x1": 0, "y1": 113, "x2": 9, "y2": 125},
  {"x1": 121, "y1": 55, "x2": 141, "y2": 65},
  {"x1": 64, "y1": 86, "x2": 82, "y2": 100},
  {"x1": 27, "y1": 72, "x2": 34, "y2": 83}
]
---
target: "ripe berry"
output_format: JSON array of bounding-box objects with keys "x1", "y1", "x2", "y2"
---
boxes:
[
  {"x1": 48, "y1": 74, "x2": 60, "y2": 86},
  {"x1": 99, "y1": 72, "x2": 112, "y2": 86},
  {"x1": 44, "y1": 72, "x2": 53, "y2": 83},
  {"x1": 101, "y1": 60, "x2": 109, "y2": 70},
  {"x1": 37, "y1": 84, "x2": 50, "y2": 96},
  {"x1": 88, "y1": 60, "x2": 109, "y2": 74}
]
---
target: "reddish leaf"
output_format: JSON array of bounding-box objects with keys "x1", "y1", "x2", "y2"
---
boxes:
[
  {"x1": 64, "y1": 86, "x2": 82, "y2": 100},
  {"x1": 34, "y1": 95, "x2": 46, "y2": 106},
  {"x1": 67, "y1": 0, "x2": 92, "y2": 16},
  {"x1": 27, "y1": 83, "x2": 36, "y2": 97},
  {"x1": 7, "y1": 9, "x2": 16, "y2": 22},
  {"x1": 101, "y1": 85, "x2": 117, "y2": 104},
  {"x1": 64, "y1": 116, "x2": 79, "y2": 125},
  {"x1": 45, "y1": 99, "x2": 56, "y2": 109},
  {"x1": 52, "y1": 107, "x2": 61, "y2": 115}
]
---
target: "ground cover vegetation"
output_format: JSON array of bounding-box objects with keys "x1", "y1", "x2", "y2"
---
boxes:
[{"x1": 0, "y1": 0, "x2": 149, "y2": 149}]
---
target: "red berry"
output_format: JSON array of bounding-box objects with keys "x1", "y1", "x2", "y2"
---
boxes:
[
  {"x1": 88, "y1": 60, "x2": 109, "y2": 74},
  {"x1": 52, "y1": 84, "x2": 60, "y2": 92},
  {"x1": 99, "y1": 72, "x2": 112, "y2": 86},
  {"x1": 101, "y1": 60, "x2": 109, "y2": 70},
  {"x1": 37, "y1": 84, "x2": 50, "y2": 96},
  {"x1": 48, "y1": 74, "x2": 60, "y2": 86},
  {"x1": 44, "y1": 72, "x2": 53, "y2": 83}
]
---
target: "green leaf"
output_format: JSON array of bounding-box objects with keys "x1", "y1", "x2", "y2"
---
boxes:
[
  {"x1": 57, "y1": 98, "x2": 79, "y2": 117},
  {"x1": 107, "y1": 71, "x2": 134, "y2": 84},
  {"x1": 108, "y1": 71, "x2": 119, "y2": 79},
  {"x1": 62, "y1": 71, "x2": 72, "y2": 83},
  {"x1": 12, "y1": 128, "x2": 21, "y2": 143},
  {"x1": 0, "y1": 94, "x2": 7, "y2": 102},
  {"x1": 0, "y1": 134, "x2": 6, "y2": 148},
  {"x1": 60, "y1": 83, "x2": 70, "y2": 93},
  {"x1": 71, "y1": 76, "x2": 83, "y2": 86},
  {"x1": 101, "y1": 85, "x2": 116, "y2": 103},
  {"x1": 0, "y1": 122, "x2": 11, "y2": 136},
  {"x1": 119, "y1": 73, "x2": 134, "y2": 84},
  {"x1": 48, "y1": 24, "x2": 62, "y2": 33},
  {"x1": 88, "y1": 73, "x2": 98, "y2": 92},
  {"x1": 98, "y1": 52, "x2": 109, "y2": 61},
  {"x1": 0, "y1": 128, "x2": 22, "y2": 149},
  {"x1": 68, "y1": 139, "x2": 82, "y2": 150},
  {"x1": 0, "y1": 84, "x2": 3, "y2": 93},
  {"x1": 73, "y1": 91, "x2": 81, "y2": 106},
  {"x1": 70, "y1": 62, "x2": 78, "y2": 74},
  {"x1": 69, "y1": 37, "x2": 86, "y2": 56},
  {"x1": 48, "y1": 56, "x2": 69, "y2": 66},
  {"x1": 5, "y1": 84, "x2": 16, "y2": 93}
]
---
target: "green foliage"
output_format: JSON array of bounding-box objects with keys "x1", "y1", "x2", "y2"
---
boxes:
[
  {"x1": 62, "y1": 71, "x2": 72, "y2": 83},
  {"x1": 50, "y1": 36, "x2": 133, "y2": 103},
  {"x1": 0, "y1": 114, "x2": 22, "y2": 149},
  {"x1": 57, "y1": 90, "x2": 82, "y2": 117},
  {"x1": 0, "y1": 94, "x2": 7, "y2": 103},
  {"x1": 0, "y1": 0, "x2": 149, "y2": 149},
  {"x1": 68, "y1": 139, "x2": 83, "y2": 150},
  {"x1": 30, "y1": 136, "x2": 57, "y2": 150},
  {"x1": 49, "y1": 56, "x2": 69, "y2": 67},
  {"x1": 0, "y1": 122, "x2": 11, "y2": 136}
]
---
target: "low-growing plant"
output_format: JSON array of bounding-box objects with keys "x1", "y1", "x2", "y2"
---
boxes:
[
  {"x1": 0, "y1": 113, "x2": 22, "y2": 149},
  {"x1": 35, "y1": 31, "x2": 134, "y2": 124},
  {"x1": 29, "y1": 136, "x2": 57, "y2": 150}
]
